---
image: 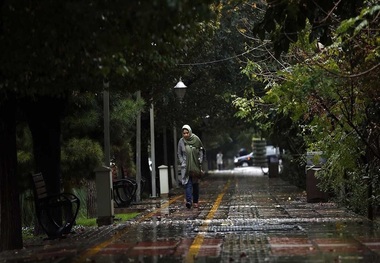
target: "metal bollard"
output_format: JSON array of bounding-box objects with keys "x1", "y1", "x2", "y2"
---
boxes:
[
  {"x1": 158, "y1": 165, "x2": 169, "y2": 196},
  {"x1": 94, "y1": 166, "x2": 114, "y2": 226},
  {"x1": 306, "y1": 166, "x2": 328, "y2": 203},
  {"x1": 268, "y1": 156, "x2": 279, "y2": 178}
]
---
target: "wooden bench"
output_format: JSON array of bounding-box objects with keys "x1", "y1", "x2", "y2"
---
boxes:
[{"x1": 30, "y1": 172, "x2": 80, "y2": 239}]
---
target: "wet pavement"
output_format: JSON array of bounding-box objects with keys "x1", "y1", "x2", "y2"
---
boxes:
[{"x1": 1, "y1": 167, "x2": 380, "y2": 262}]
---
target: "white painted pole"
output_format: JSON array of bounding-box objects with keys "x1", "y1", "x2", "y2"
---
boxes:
[
  {"x1": 150, "y1": 103, "x2": 157, "y2": 197},
  {"x1": 135, "y1": 91, "x2": 142, "y2": 202},
  {"x1": 173, "y1": 125, "x2": 178, "y2": 186}
]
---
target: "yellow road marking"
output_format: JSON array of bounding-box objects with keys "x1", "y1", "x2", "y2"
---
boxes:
[
  {"x1": 185, "y1": 180, "x2": 231, "y2": 262},
  {"x1": 75, "y1": 180, "x2": 231, "y2": 263},
  {"x1": 73, "y1": 194, "x2": 183, "y2": 263}
]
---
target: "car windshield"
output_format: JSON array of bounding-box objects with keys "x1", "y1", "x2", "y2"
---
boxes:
[{"x1": 266, "y1": 146, "x2": 276, "y2": 156}]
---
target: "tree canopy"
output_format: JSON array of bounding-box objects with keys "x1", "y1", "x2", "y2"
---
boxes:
[
  {"x1": 2, "y1": 0, "x2": 378, "y2": 252},
  {"x1": 235, "y1": 0, "x2": 380, "y2": 216},
  {"x1": 0, "y1": 0, "x2": 217, "y2": 251}
]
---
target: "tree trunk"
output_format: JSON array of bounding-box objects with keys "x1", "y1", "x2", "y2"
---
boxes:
[
  {"x1": 0, "y1": 94, "x2": 23, "y2": 251},
  {"x1": 85, "y1": 180, "x2": 97, "y2": 218},
  {"x1": 21, "y1": 95, "x2": 68, "y2": 235},
  {"x1": 23, "y1": 96, "x2": 66, "y2": 194}
]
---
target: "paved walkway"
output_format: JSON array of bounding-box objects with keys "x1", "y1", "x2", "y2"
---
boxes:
[{"x1": 1, "y1": 168, "x2": 380, "y2": 262}]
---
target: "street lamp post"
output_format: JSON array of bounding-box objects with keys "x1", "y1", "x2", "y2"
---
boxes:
[
  {"x1": 173, "y1": 78, "x2": 187, "y2": 185},
  {"x1": 103, "y1": 82, "x2": 110, "y2": 167},
  {"x1": 95, "y1": 81, "x2": 114, "y2": 226}
]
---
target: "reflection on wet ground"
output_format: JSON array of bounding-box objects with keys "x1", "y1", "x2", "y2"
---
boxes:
[{"x1": 1, "y1": 170, "x2": 379, "y2": 263}]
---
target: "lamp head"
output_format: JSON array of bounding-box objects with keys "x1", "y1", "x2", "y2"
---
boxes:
[{"x1": 174, "y1": 78, "x2": 187, "y2": 102}]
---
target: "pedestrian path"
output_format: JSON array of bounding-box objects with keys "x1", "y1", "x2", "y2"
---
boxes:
[{"x1": 1, "y1": 170, "x2": 380, "y2": 262}]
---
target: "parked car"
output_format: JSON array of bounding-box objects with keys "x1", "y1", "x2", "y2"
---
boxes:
[
  {"x1": 234, "y1": 152, "x2": 254, "y2": 167},
  {"x1": 234, "y1": 145, "x2": 280, "y2": 167}
]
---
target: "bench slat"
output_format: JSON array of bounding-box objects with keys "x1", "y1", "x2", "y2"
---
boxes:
[{"x1": 30, "y1": 172, "x2": 80, "y2": 239}]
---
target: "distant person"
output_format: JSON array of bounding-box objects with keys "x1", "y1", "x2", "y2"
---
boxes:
[
  {"x1": 216, "y1": 151, "x2": 223, "y2": 170},
  {"x1": 177, "y1": 124, "x2": 205, "y2": 209},
  {"x1": 110, "y1": 159, "x2": 118, "y2": 181}
]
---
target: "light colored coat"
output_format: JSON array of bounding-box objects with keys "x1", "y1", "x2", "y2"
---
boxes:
[{"x1": 177, "y1": 136, "x2": 204, "y2": 185}]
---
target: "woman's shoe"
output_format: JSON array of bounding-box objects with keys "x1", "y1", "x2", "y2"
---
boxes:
[
  {"x1": 193, "y1": 203, "x2": 198, "y2": 208},
  {"x1": 186, "y1": 202, "x2": 192, "y2": 209}
]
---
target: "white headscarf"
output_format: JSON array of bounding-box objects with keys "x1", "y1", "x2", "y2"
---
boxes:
[{"x1": 182, "y1": 124, "x2": 192, "y2": 136}]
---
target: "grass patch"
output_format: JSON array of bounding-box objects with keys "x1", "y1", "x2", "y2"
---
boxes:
[
  {"x1": 22, "y1": 212, "x2": 140, "y2": 241},
  {"x1": 76, "y1": 212, "x2": 140, "y2": 227},
  {"x1": 76, "y1": 217, "x2": 96, "y2": 227},
  {"x1": 114, "y1": 212, "x2": 140, "y2": 221},
  {"x1": 22, "y1": 227, "x2": 36, "y2": 240}
]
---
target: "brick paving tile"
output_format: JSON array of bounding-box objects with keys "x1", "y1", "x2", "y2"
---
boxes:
[{"x1": 1, "y1": 170, "x2": 380, "y2": 263}]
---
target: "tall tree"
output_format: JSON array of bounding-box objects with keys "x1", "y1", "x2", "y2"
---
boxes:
[
  {"x1": 0, "y1": 0, "x2": 216, "y2": 250},
  {"x1": 252, "y1": 0, "x2": 365, "y2": 57},
  {"x1": 0, "y1": 93, "x2": 22, "y2": 251},
  {"x1": 236, "y1": 1, "x2": 380, "y2": 215},
  {"x1": 154, "y1": 1, "x2": 258, "y2": 162}
]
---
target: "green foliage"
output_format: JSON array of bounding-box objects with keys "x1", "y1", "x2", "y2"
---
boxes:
[
  {"x1": 234, "y1": 0, "x2": 380, "y2": 217},
  {"x1": 1, "y1": 0, "x2": 217, "y2": 98},
  {"x1": 60, "y1": 90, "x2": 145, "y2": 183},
  {"x1": 20, "y1": 190, "x2": 36, "y2": 228},
  {"x1": 2, "y1": 0, "x2": 220, "y2": 251},
  {"x1": 65, "y1": 95, "x2": 101, "y2": 135},
  {"x1": 16, "y1": 126, "x2": 34, "y2": 180},
  {"x1": 21, "y1": 227, "x2": 35, "y2": 241},
  {"x1": 263, "y1": 42, "x2": 379, "y2": 212},
  {"x1": 110, "y1": 92, "x2": 145, "y2": 177},
  {"x1": 337, "y1": 5, "x2": 380, "y2": 36},
  {"x1": 252, "y1": 0, "x2": 367, "y2": 56},
  {"x1": 232, "y1": 94, "x2": 272, "y2": 138},
  {"x1": 110, "y1": 92, "x2": 145, "y2": 144},
  {"x1": 152, "y1": 0, "x2": 258, "y2": 156},
  {"x1": 61, "y1": 138, "x2": 103, "y2": 183}
]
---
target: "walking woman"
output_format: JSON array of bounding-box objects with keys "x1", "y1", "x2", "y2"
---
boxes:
[{"x1": 177, "y1": 124, "x2": 205, "y2": 209}]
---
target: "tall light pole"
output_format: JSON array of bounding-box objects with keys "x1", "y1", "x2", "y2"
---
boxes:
[
  {"x1": 103, "y1": 81, "x2": 110, "y2": 167},
  {"x1": 173, "y1": 78, "x2": 187, "y2": 185}
]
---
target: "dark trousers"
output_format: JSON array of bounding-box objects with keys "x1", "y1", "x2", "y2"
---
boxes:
[{"x1": 185, "y1": 176, "x2": 199, "y2": 204}]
